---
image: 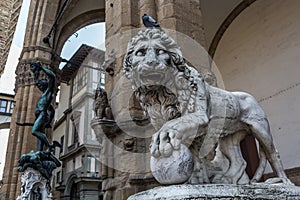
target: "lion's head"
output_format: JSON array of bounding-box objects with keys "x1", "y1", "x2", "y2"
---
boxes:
[
  {"x1": 123, "y1": 29, "x2": 203, "y2": 129},
  {"x1": 123, "y1": 29, "x2": 191, "y2": 90},
  {"x1": 95, "y1": 87, "x2": 108, "y2": 103}
]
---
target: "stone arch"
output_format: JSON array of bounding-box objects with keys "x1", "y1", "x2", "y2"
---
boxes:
[
  {"x1": 214, "y1": 0, "x2": 300, "y2": 180},
  {"x1": 209, "y1": 0, "x2": 260, "y2": 178},
  {"x1": 55, "y1": 8, "x2": 105, "y2": 55},
  {"x1": 204, "y1": 0, "x2": 261, "y2": 177},
  {"x1": 64, "y1": 173, "x2": 78, "y2": 197},
  {"x1": 208, "y1": 0, "x2": 257, "y2": 58}
]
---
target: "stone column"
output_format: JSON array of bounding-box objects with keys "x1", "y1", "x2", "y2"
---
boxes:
[
  {"x1": 102, "y1": 1, "x2": 208, "y2": 200},
  {"x1": 138, "y1": 0, "x2": 157, "y2": 25},
  {"x1": 1, "y1": 0, "x2": 61, "y2": 199},
  {"x1": 156, "y1": 0, "x2": 206, "y2": 46},
  {"x1": 155, "y1": 1, "x2": 215, "y2": 85},
  {"x1": 104, "y1": 0, "x2": 139, "y2": 94}
]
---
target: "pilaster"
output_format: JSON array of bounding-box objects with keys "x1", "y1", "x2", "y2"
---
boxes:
[
  {"x1": 1, "y1": 0, "x2": 61, "y2": 199},
  {"x1": 102, "y1": 1, "x2": 207, "y2": 200},
  {"x1": 156, "y1": 0, "x2": 206, "y2": 46}
]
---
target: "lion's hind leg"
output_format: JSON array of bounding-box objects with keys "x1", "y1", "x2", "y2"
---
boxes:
[
  {"x1": 236, "y1": 92, "x2": 293, "y2": 185},
  {"x1": 216, "y1": 132, "x2": 249, "y2": 184},
  {"x1": 247, "y1": 120, "x2": 292, "y2": 185}
]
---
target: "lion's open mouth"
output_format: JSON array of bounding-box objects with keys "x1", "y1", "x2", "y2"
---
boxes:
[{"x1": 140, "y1": 72, "x2": 164, "y2": 83}]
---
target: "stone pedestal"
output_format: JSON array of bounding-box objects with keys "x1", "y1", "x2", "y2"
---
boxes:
[
  {"x1": 16, "y1": 168, "x2": 52, "y2": 200},
  {"x1": 128, "y1": 184, "x2": 300, "y2": 200}
]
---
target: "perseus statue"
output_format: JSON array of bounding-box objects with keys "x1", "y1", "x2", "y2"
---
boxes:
[
  {"x1": 30, "y1": 61, "x2": 59, "y2": 152},
  {"x1": 17, "y1": 61, "x2": 61, "y2": 192}
]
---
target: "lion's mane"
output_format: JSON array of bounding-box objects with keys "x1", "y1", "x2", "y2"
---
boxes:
[{"x1": 123, "y1": 29, "x2": 206, "y2": 129}]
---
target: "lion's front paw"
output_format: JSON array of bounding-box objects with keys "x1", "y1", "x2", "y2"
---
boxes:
[{"x1": 150, "y1": 128, "x2": 182, "y2": 158}]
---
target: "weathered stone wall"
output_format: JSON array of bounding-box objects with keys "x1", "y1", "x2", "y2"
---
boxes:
[
  {"x1": 102, "y1": 1, "x2": 207, "y2": 199},
  {"x1": 156, "y1": 0, "x2": 206, "y2": 46}
]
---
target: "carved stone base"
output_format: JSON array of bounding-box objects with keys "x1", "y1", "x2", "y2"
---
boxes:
[
  {"x1": 128, "y1": 184, "x2": 300, "y2": 200},
  {"x1": 16, "y1": 168, "x2": 52, "y2": 200}
]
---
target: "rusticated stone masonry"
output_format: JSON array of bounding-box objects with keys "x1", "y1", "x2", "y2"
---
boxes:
[{"x1": 2, "y1": 1, "x2": 208, "y2": 200}]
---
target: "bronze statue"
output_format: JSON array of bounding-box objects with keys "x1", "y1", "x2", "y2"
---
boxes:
[
  {"x1": 30, "y1": 61, "x2": 58, "y2": 152},
  {"x1": 17, "y1": 61, "x2": 61, "y2": 180},
  {"x1": 18, "y1": 150, "x2": 61, "y2": 179}
]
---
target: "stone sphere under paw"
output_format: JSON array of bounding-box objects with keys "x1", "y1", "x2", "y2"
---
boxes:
[{"x1": 150, "y1": 144, "x2": 194, "y2": 184}]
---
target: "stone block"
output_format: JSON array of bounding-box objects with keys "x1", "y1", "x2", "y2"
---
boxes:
[
  {"x1": 157, "y1": 0, "x2": 175, "y2": 7},
  {"x1": 158, "y1": 3, "x2": 175, "y2": 19},
  {"x1": 160, "y1": 18, "x2": 177, "y2": 30}
]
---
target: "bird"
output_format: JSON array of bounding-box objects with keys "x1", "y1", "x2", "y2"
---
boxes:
[
  {"x1": 43, "y1": 35, "x2": 52, "y2": 48},
  {"x1": 142, "y1": 13, "x2": 160, "y2": 28}
]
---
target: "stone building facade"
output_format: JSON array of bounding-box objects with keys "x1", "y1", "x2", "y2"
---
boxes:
[
  {"x1": 52, "y1": 44, "x2": 105, "y2": 199},
  {"x1": 0, "y1": 0, "x2": 22, "y2": 76},
  {"x1": 0, "y1": 93, "x2": 15, "y2": 129},
  {"x1": 1, "y1": 0, "x2": 300, "y2": 199}
]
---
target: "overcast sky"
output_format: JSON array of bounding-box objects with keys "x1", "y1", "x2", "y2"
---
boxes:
[{"x1": 0, "y1": 0, "x2": 105, "y2": 178}]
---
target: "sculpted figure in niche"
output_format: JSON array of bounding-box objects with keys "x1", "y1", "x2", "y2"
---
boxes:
[
  {"x1": 123, "y1": 137, "x2": 136, "y2": 151},
  {"x1": 124, "y1": 28, "x2": 293, "y2": 185},
  {"x1": 94, "y1": 85, "x2": 114, "y2": 120}
]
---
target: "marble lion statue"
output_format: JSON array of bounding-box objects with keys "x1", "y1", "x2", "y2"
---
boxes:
[{"x1": 123, "y1": 28, "x2": 292, "y2": 185}]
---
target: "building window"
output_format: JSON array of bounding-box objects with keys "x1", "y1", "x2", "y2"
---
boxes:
[
  {"x1": 87, "y1": 155, "x2": 98, "y2": 173},
  {"x1": 73, "y1": 67, "x2": 88, "y2": 95},
  {"x1": 60, "y1": 136, "x2": 64, "y2": 153},
  {"x1": 0, "y1": 99, "x2": 8, "y2": 113},
  {"x1": 100, "y1": 72, "x2": 105, "y2": 87},
  {"x1": 9, "y1": 101, "x2": 15, "y2": 114},
  {"x1": 72, "y1": 121, "x2": 79, "y2": 144},
  {"x1": 70, "y1": 111, "x2": 81, "y2": 145},
  {"x1": 56, "y1": 171, "x2": 61, "y2": 184}
]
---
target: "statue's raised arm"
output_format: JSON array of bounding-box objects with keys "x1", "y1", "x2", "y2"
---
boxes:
[{"x1": 30, "y1": 61, "x2": 56, "y2": 91}]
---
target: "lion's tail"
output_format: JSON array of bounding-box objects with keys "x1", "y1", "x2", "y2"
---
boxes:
[{"x1": 250, "y1": 143, "x2": 267, "y2": 183}]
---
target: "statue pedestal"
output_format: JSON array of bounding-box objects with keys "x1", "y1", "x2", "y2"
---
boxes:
[
  {"x1": 16, "y1": 168, "x2": 52, "y2": 200},
  {"x1": 128, "y1": 184, "x2": 300, "y2": 200}
]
